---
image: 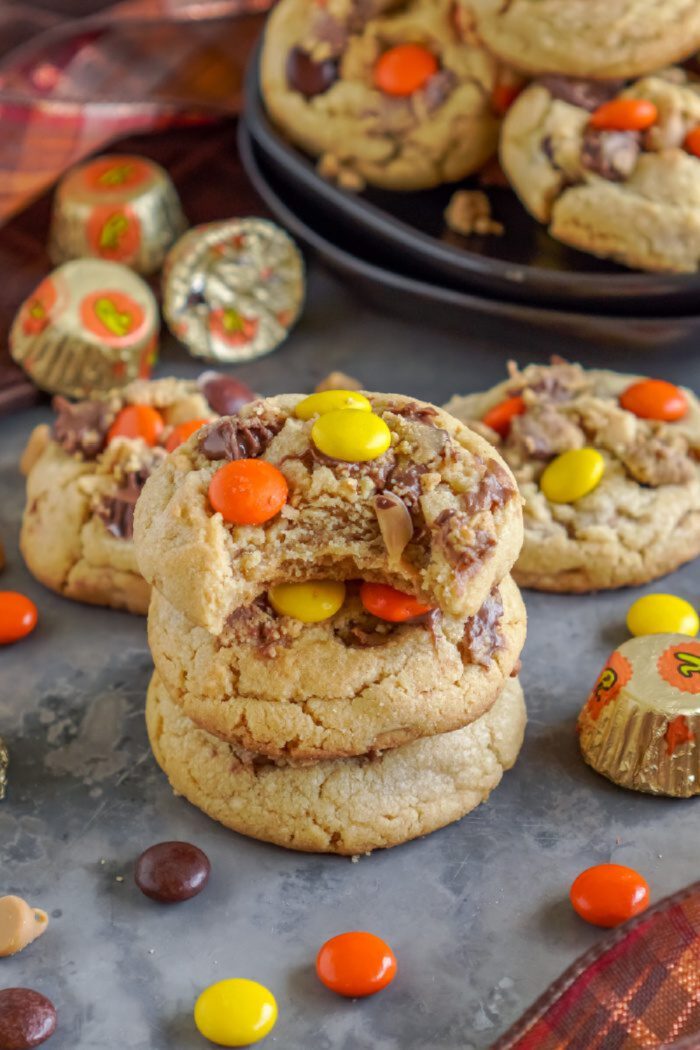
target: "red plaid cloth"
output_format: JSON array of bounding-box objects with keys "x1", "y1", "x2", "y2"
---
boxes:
[
  {"x1": 494, "y1": 881, "x2": 700, "y2": 1050},
  {"x1": 0, "y1": 0, "x2": 272, "y2": 222}
]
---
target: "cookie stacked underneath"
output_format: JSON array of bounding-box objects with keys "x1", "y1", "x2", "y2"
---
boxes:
[{"x1": 134, "y1": 391, "x2": 527, "y2": 853}]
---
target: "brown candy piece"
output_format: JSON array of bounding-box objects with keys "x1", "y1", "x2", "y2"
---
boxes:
[
  {"x1": 314, "y1": 371, "x2": 362, "y2": 393},
  {"x1": 134, "y1": 841, "x2": 210, "y2": 903},
  {"x1": 199, "y1": 372, "x2": 256, "y2": 417},
  {"x1": 286, "y1": 47, "x2": 338, "y2": 98},
  {"x1": 0, "y1": 989, "x2": 56, "y2": 1049},
  {"x1": 0, "y1": 897, "x2": 49, "y2": 958}
]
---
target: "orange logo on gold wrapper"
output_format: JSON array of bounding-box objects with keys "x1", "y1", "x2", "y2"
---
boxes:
[
  {"x1": 84, "y1": 157, "x2": 152, "y2": 193},
  {"x1": 665, "y1": 715, "x2": 695, "y2": 755},
  {"x1": 87, "y1": 206, "x2": 141, "y2": 263},
  {"x1": 584, "y1": 651, "x2": 632, "y2": 722},
  {"x1": 209, "y1": 308, "x2": 258, "y2": 347},
  {"x1": 80, "y1": 290, "x2": 146, "y2": 346},
  {"x1": 658, "y1": 642, "x2": 700, "y2": 694},
  {"x1": 21, "y1": 278, "x2": 57, "y2": 336}
]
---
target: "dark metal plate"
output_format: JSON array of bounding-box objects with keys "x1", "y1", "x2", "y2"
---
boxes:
[{"x1": 239, "y1": 123, "x2": 700, "y2": 356}]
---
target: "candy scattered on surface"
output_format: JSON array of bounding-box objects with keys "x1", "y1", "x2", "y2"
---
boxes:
[
  {"x1": 374, "y1": 44, "x2": 438, "y2": 97},
  {"x1": 194, "y1": 979, "x2": 277, "y2": 1047},
  {"x1": 294, "y1": 389, "x2": 371, "y2": 420},
  {"x1": 627, "y1": 594, "x2": 699, "y2": 638},
  {"x1": 208, "y1": 460, "x2": 288, "y2": 525},
  {"x1": 589, "y1": 98, "x2": 658, "y2": 131},
  {"x1": 539, "y1": 448, "x2": 604, "y2": 503},
  {"x1": 619, "y1": 379, "x2": 688, "y2": 422},
  {"x1": 0, "y1": 897, "x2": 49, "y2": 958},
  {"x1": 311, "y1": 409, "x2": 391, "y2": 463},
  {"x1": 360, "y1": 582, "x2": 433, "y2": 623},
  {"x1": 107, "y1": 404, "x2": 164, "y2": 446},
  {"x1": 164, "y1": 419, "x2": 208, "y2": 452},
  {"x1": 481, "y1": 395, "x2": 525, "y2": 437},
  {"x1": 570, "y1": 864, "x2": 650, "y2": 927},
  {"x1": 0, "y1": 592, "x2": 38, "y2": 645},
  {"x1": 134, "y1": 841, "x2": 210, "y2": 904},
  {"x1": 268, "y1": 581, "x2": 346, "y2": 623},
  {"x1": 0, "y1": 988, "x2": 57, "y2": 1049},
  {"x1": 199, "y1": 372, "x2": 256, "y2": 416},
  {"x1": 316, "y1": 932, "x2": 397, "y2": 998}
]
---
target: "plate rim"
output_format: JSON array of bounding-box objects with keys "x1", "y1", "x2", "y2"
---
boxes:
[{"x1": 245, "y1": 42, "x2": 700, "y2": 305}]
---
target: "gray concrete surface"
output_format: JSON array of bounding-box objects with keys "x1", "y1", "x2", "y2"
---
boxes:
[{"x1": 2, "y1": 263, "x2": 699, "y2": 1049}]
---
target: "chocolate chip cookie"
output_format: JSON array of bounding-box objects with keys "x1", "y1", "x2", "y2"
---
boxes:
[
  {"x1": 133, "y1": 392, "x2": 523, "y2": 634},
  {"x1": 459, "y1": 0, "x2": 700, "y2": 79},
  {"x1": 445, "y1": 360, "x2": 700, "y2": 592},
  {"x1": 261, "y1": 0, "x2": 503, "y2": 190},
  {"x1": 500, "y1": 70, "x2": 700, "y2": 272},
  {"x1": 146, "y1": 671, "x2": 526, "y2": 854},
  {"x1": 20, "y1": 374, "x2": 252, "y2": 613}
]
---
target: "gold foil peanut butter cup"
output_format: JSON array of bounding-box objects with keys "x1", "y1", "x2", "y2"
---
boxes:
[
  {"x1": 578, "y1": 633, "x2": 700, "y2": 798},
  {"x1": 49, "y1": 154, "x2": 187, "y2": 275},
  {"x1": 162, "y1": 218, "x2": 305, "y2": 364},
  {"x1": 9, "y1": 259, "x2": 160, "y2": 399}
]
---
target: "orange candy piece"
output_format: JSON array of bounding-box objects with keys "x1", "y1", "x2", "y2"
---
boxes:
[
  {"x1": 570, "y1": 864, "x2": 650, "y2": 928},
  {"x1": 108, "y1": 404, "x2": 165, "y2": 446},
  {"x1": 482, "y1": 395, "x2": 526, "y2": 437},
  {"x1": 0, "y1": 592, "x2": 38, "y2": 645},
  {"x1": 316, "y1": 932, "x2": 397, "y2": 998},
  {"x1": 374, "y1": 43, "x2": 438, "y2": 97},
  {"x1": 619, "y1": 379, "x2": 688, "y2": 422},
  {"x1": 208, "y1": 459, "x2": 288, "y2": 525},
  {"x1": 164, "y1": 419, "x2": 209, "y2": 453},
  {"x1": 589, "y1": 98, "x2": 658, "y2": 132},
  {"x1": 685, "y1": 126, "x2": 700, "y2": 158},
  {"x1": 360, "y1": 582, "x2": 433, "y2": 622}
]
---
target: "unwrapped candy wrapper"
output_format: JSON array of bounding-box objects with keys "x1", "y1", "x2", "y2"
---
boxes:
[{"x1": 578, "y1": 633, "x2": 700, "y2": 797}]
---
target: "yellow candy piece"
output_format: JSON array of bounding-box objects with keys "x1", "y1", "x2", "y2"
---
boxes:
[
  {"x1": 294, "y1": 389, "x2": 371, "y2": 420},
  {"x1": 194, "y1": 978, "x2": 277, "y2": 1047},
  {"x1": 540, "y1": 448, "x2": 605, "y2": 504},
  {"x1": 627, "y1": 594, "x2": 699, "y2": 638},
  {"x1": 269, "y1": 581, "x2": 346, "y2": 623},
  {"x1": 312, "y1": 409, "x2": 391, "y2": 463}
]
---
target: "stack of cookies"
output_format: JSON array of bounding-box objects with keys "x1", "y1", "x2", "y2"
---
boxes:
[{"x1": 134, "y1": 391, "x2": 527, "y2": 854}]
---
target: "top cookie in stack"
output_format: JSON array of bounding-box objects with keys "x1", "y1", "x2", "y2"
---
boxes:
[{"x1": 135, "y1": 391, "x2": 528, "y2": 853}]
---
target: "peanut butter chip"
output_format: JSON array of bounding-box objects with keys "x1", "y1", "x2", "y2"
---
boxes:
[{"x1": 0, "y1": 896, "x2": 49, "y2": 957}]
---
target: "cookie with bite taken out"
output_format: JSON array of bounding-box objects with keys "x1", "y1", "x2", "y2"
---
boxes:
[
  {"x1": 20, "y1": 373, "x2": 254, "y2": 613},
  {"x1": 445, "y1": 359, "x2": 700, "y2": 592},
  {"x1": 500, "y1": 69, "x2": 700, "y2": 272},
  {"x1": 261, "y1": 0, "x2": 507, "y2": 190}
]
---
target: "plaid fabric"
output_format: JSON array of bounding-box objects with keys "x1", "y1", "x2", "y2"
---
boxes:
[
  {"x1": 0, "y1": 0, "x2": 272, "y2": 223},
  {"x1": 493, "y1": 881, "x2": 700, "y2": 1050}
]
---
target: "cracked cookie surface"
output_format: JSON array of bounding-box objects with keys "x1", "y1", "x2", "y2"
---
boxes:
[
  {"x1": 445, "y1": 360, "x2": 700, "y2": 592},
  {"x1": 459, "y1": 0, "x2": 700, "y2": 79},
  {"x1": 134, "y1": 392, "x2": 523, "y2": 634},
  {"x1": 146, "y1": 671, "x2": 526, "y2": 854},
  {"x1": 20, "y1": 376, "x2": 218, "y2": 613},
  {"x1": 500, "y1": 71, "x2": 700, "y2": 272},
  {"x1": 261, "y1": 0, "x2": 502, "y2": 190},
  {"x1": 148, "y1": 575, "x2": 525, "y2": 761}
]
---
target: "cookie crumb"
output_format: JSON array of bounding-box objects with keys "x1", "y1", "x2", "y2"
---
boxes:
[
  {"x1": 444, "y1": 190, "x2": 504, "y2": 237},
  {"x1": 317, "y1": 153, "x2": 365, "y2": 192}
]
